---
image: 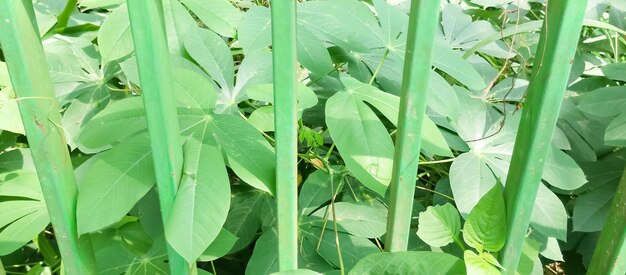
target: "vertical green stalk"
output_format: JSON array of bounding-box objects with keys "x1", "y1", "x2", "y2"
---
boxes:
[
  {"x1": 587, "y1": 164, "x2": 626, "y2": 274},
  {"x1": 270, "y1": 0, "x2": 299, "y2": 271},
  {"x1": 0, "y1": 1, "x2": 97, "y2": 274},
  {"x1": 499, "y1": 1, "x2": 587, "y2": 272},
  {"x1": 384, "y1": 0, "x2": 440, "y2": 252},
  {"x1": 54, "y1": 0, "x2": 78, "y2": 32},
  {"x1": 126, "y1": 1, "x2": 189, "y2": 273}
]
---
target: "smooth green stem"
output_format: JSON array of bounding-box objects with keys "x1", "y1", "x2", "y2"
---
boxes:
[
  {"x1": 126, "y1": 1, "x2": 189, "y2": 273},
  {"x1": 384, "y1": 0, "x2": 440, "y2": 252},
  {"x1": 587, "y1": 164, "x2": 626, "y2": 275},
  {"x1": 368, "y1": 49, "x2": 389, "y2": 85},
  {"x1": 270, "y1": 0, "x2": 299, "y2": 271},
  {"x1": 499, "y1": 1, "x2": 587, "y2": 272},
  {"x1": 0, "y1": 2, "x2": 97, "y2": 274},
  {"x1": 55, "y1": 0, "x2": 78, "y2": 32}
]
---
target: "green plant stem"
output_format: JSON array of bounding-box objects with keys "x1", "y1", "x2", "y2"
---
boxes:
[
  {"x1": 499, "y1": 1, "x2": 587, "y2": 272},
  {"x1": 368, "y1": 49, "x2": 389, "y2": 85},
  {"x1": 328, "y1": 170, "x2": 345, "y2": 275},
  {"x1": 125, "y1": 0, "x2": 189, "y2": 273},
  {"x1": 0, "y1": 2, "x2": 97, "y2": 274},
  {"x1": 270, "y1": 0, "x2": 299, "y2": 271},
  {"x1": 384, "y1": 0, "x2": 440, "y2": 252},
  {"x1": 587, "y1": 164, "x2": 626, "y2": 274},
  {"x1": 54, "y1": 0, "x2": 78, "y2": 32}
]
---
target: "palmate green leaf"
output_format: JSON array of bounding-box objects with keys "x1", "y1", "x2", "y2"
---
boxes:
[
  {"x1": 184, "y1": 26, "x2": 234, "y2": 92},
  {"x1": 198, "y1": 228, "x2": 238, "y2": 262},
  {"x1": 463, "y1": 250, "x2": 501, "y2": 275},
  {"x1": 98, "y1": 4, "x2": 133, "y2": 65},
  {"x1": 462, "y1": 183, "x2": 507, "y2": 252},
  {"x1": 542, "y1": 145, "x2": 587, "y2": 190},
  {"x1": 220, "y1": 50, "x2": 273, "y2": 113},
  {"x1": 96, "y1": 236, "x2": 169, "y2": 275},
  {"x1": 0, "y1": 171, "x2": 50, "y2": 256},
  {"x1": 179, "y1": 0, "x2": 242, "y2": 38},
  {"x1": 348, "y1": 251, "x2": 465, "y2": 275},
  {"x1": 431, "y1": 41, "x2": 486, "y2": 91},
  {"x1": 247, "y1": 83, "x2": 319, "y2": 132},
  {"x1": 601, "y1": 63, "x2": 626, "y2": 82},
  {"x1": 572, "y1": 182, "x2": 616, "y2": 232},
  {"x1": 165, "y1": 132, "x2": 230, "y2": 262},
  {"x1": 416, "y1": 203, "x2": 461, "y2": 248},
  {"x1": 62, "y1": 83, "x2": 111, "y2": 150},
  {"x1": 299, "y1": 169, "x2": 343, "y2": 217},
  {"x1": 238, "y1": 7, "x2": 271, "y2": 53},
  {"x1": 77, "y1": 133, "x2": 154, "y2": 234},
  {"x1": 326, "y1": 90, "x2": 394, "y2": 196},
  {"x1": 342, "y1": 78, "x2": 453, "y2": 157},
  {"x1": 311, "y1": 202, "x2": 387, "y2": 238},
  {"x1": 530, "y1": 184, "x2": 567, "y2": 240},
  {"x1": 209, "y1": 114, "x2": 275, "y2": 193},
  {"x1": 297, "y1": 24, "x2": 335, "y2": 77},
  {"x1": 162, "y1": 0, "x2": 196, "y2": 56},
  {"x1": 302, "y1": 226, "x2": 380, "y2": 271}
]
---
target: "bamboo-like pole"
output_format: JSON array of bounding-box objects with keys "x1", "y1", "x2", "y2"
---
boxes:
[
  {"x1": 270, "y1": 0, "x2": 299, "y2": 270},
  {"x1": 499, "y1": 1, "x2": 588, "y2": 272},
  {"x1": 0, "y1": 1, "x2": 97, "y2": 274},
  {"x1": 126, "y1": 1, "x2": 189, "y2": 273},
  {"x1": 587, "y1": 164, "x2": 626, "y2": 274},
  {"x1": 384, "y1": 0, "x2": 441, "y2": 252}
]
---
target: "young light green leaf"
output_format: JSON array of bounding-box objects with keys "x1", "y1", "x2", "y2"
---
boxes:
[
  {"x1": 464, "y1": 250, "x2": 501, "y2": 275},
  {"x1": 165, "y1": 133, "x2": 230, "y2": 262},
  {"x1": 348, "y1": 251, "x2": 466, "y2": 275},
  {"x1": 462, "y1": 183, "x2": 507, "y2": 252},
  {"x1": 416, "y1": 203, "x2": 461, "y2": 248}
]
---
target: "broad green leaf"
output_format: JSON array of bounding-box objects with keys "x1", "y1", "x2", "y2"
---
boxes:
[
  {"x1": 172, "y1": 67, "x2": 217, "y2": 111},
  {"x1": 373, "y1": 0, "x2": 408, "y2": 46},
  {"x1": 165, "y1": 133, "x2": 230, "y2": 262},
  {"x1": 209, "y1": 114, "x2": 275, "y2": 193},
  {"x1": 517, "y1": 237, "x2": 543, "y2": 275},
  {"x1": 311, "y1": 202, "x2": 387, "y2": 238},
  {"x1": 326, "y1": 91, "x2": 394, "y2": 195},
  {"x1": 246, "y1": 228, "x2": 279, "y2": 275},
  {"x1": 601, "y1": 63, "x2": 626, "y2": 82},
  {"x1": 432, "y1": 41, "x2": 486, "y2": 91},
  {"x1": 297, "y1": 24, "x2": 335, "y2": 76},
  {"x1": 578, "y1": 86, "x2": 626, "y2": 117},
  {"x1": 238, "y1": 7, "x2": 271, "y2": 53},
  {"x1": 302, "y1": 226, "x2": 380, "y2": 271},
  {"x1": 248, "y1": 106, "x2": 275, "y2": 132},
  {"x1": 348, "y1": 251, "x2": 465, "y2": 275},
  {"x1": 199, "y1": 229, "x2": 238, "y2": 262},
  {"x1": 184, "y1": 27, "x2": 234, "y2": 92},
  {"x1": 606, "y1": 112, "x2": 626, "y2": 146},
  {"x1": 223, "y1": 191, "x2": 267, "y2": 252},
  {"x1": 449, "y1": 151, "x2": 502, "y2": 215},
  {"x1": 98, "y1": 4, "x2": 133, "y2": 64},
  {"x1": 77, "y1": 133, "x2": 154, "y2": 234},
  {"x1": 343, "y1": 78, "x2": 453, "y2": 157},
  {"x1": 572, "y1": 183, "x2": 616, "y2": 232},
  {"x1": 78, "y1": 97, "x2": 146, "y2": 153},
  {"x1": 298, "y1": 0, "x2": 383, "y2": 52},
  {"x1": 541, "y1": 147, "x2": 587, "y2": 190},
  {"x1": 298, "y1": 169, "x2": 342, "y2": 216},
  {"x1": 530, "y1": 184, "x2": 568, "y2": 240},
  {"x1": 179, "y1": 0, "x2": 242, "y2": 38},
  {"x1": 464, "y1": 250, "x2": 501, "y2": 275},
  {"x1": 0, "y1": 171, "x2": 49, "y2": 256},
  {"x1": 416, "y1": 203, "x2": 461, "y2": 247},
  {"x1": 62, "y1": 83, "x2": 111, "y2": 150},
  {"x1": 463, "y1": 183, "x2": 507, "y2": 252},
  {"x1": 219, "y1": 50, "x2": 273, "y2": 113},
  {"x1": 162, "y1": 0, "x2": 196, "y2": 56}
]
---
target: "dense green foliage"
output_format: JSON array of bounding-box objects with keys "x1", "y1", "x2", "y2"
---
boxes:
[{"x1": 0, "y1": 0, "x2": 625, "y2": 274}]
